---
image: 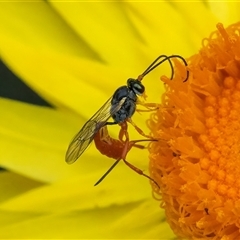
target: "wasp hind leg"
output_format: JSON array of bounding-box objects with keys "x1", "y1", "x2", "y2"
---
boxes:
[
  {"x1": 120, "y1": 134, "x2": 159, "y2": 189},
  {"x1": 122, "y1": 157, "x2": 159, "y2": 189}
]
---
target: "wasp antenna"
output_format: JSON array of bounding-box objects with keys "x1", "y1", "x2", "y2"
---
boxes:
[
  {"x1": 139, "y1": 55, "x2": 170, "y2": 79},
  {"x1": 138, "y1": 54, "x2": 189, "y2": 83},
  {"x1": 183, "y1": 66, "x2": 189, "y2": 83},
  {"x1": 94, "y1": 160, "x2": 120, "y2": 186}
]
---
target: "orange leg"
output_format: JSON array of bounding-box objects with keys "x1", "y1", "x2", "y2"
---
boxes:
[
  {"x1": 127, "y1": 118, "x2": 154, "y2": 139},
  {"x1": 121, "y1": 138, "x2": 160, "y2": 188},
  {"x1": 118, "y1": 122, "x2": 149, "y2": 150},
  {"x1": 122, "y1": 158, "x2": 159, "y2": 188},
  {"x1": 136, "y1": 102, "x2": 159, "y2": 113},
  {"x1": 118, "y1": 121, "x2": 129, "y2": 142}
]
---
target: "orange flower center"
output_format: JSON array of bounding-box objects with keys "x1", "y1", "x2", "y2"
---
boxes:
[{"x1": 148, "y1": 22, "x2": 240, "y2": 239}]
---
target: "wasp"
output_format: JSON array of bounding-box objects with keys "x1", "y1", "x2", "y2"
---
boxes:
[{"x1": 65, "y1": 54, "x2": 189, "y2": 184}]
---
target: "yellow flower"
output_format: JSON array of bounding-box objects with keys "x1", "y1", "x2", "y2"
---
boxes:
[
  {"x1": 0, "y1": 1, "x2": 239, "y2": 239},
  {"x1": 149, "y1": 22, "x2": 240, "y2": 239}
]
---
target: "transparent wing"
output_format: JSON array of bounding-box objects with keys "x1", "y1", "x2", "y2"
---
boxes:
[{"x1": 65, "y1": 96, "x2": 125, "y2": 164}]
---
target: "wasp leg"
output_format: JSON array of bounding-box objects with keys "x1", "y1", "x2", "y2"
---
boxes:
[
  {"x1": 136, "y1": 101, "x2": 159, "y2": 112},
  {"x1": 137, "y1": 102, "x2": 159, "y2": 109},
  {"x1": 118, "y1": 122, "x2": 129, "y2": 142},
  {"x1": 127, "y1": 118, "x2": 154, "y2": 139},
  {"x1": 94, "y1": 160, "x2": 120, "y2": 186},
  {"x1": 122, "y1": 157, "x2": 159, "y2": 188},
  {"x1": 105, "y1": 121, "x2": 118, "y2": 126},
  {"x1": 120, "y1": 129, "x2": 159, "y2": 188}
]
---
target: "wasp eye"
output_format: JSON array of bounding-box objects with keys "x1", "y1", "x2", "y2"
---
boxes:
[
  {"x1": 127, "y1": 78, "x2": 145, "y2": 95},
  {"x1": 133, "y1": 82, "x2": 145, "y2": 95}
]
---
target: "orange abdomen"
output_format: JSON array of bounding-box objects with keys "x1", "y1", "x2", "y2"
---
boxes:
[{"x1": 94, "y1": 128, "x2": 125, "y2": 160}]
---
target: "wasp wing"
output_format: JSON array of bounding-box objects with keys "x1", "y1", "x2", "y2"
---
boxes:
[{"x1": 65, "y1": 96, "x2": 125, "y2": 164}]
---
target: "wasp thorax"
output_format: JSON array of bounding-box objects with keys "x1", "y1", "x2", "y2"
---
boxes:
[{"x1": 127, "y1": 78, "x2": 145, "y2": 95}]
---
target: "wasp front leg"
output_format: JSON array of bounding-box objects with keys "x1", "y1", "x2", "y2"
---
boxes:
[
  {"x1": 136, "y1": 99, "x2": 160, "y2": 113},
  {"x1": 118, "y1": 122, "x2": 147, "y2": 150},
  {"x1": 127, "y1": 118, "x2": 155, "y2": 140}
]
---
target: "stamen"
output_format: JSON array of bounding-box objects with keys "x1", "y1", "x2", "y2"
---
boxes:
[{"x1": 148, "y1": 22, "x2": 240, "y2": 239}]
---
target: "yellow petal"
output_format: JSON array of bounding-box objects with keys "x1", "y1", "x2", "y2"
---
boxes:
[
  {"x1": 0, "y1": 171, "x2": 43, "y2": 203},
  {"x1": 0, "y1": 173, "x2": 169, "y2": 238},
  {"x1": 0, "y1": 200, "x2": 170, "y2": 238},
  {"x1": 49, "y1": 1, "x2": 143, "y2": 67},
  {"x1": 0, "y1": 168, "x2": 152, "y2": 212},
  {"x1": 1, "y1": 33, "x2": 145, "y2": 116},
  {"x1": 0, "y1": 1, "x2": 99, "y2": 59},
  {"x1": 124, "y1": 2, "x2": 217, "y2": 56},
  {"x1": 208, "y1": 1, "x2": 240, "y2": 27}
]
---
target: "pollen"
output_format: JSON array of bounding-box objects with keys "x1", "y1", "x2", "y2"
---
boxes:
[{"x1": 148, "y1": 22, "x2": 240, "y2": 239}]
